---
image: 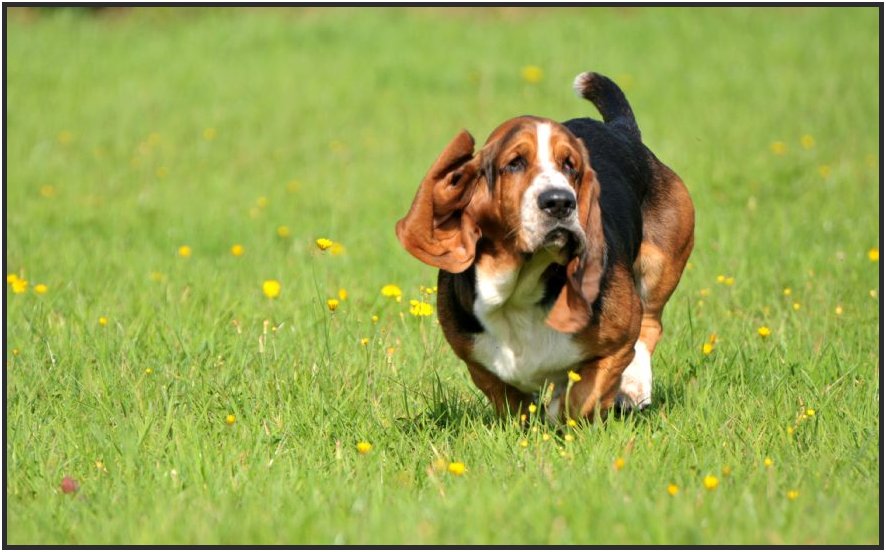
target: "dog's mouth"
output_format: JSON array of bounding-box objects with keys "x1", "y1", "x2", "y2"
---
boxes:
[{"x1": 539, "y1": 226, "x2": 585, "y2": 261}]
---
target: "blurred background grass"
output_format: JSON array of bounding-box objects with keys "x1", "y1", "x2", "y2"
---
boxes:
[{"x1": 5, "y1": 7, "x2": 880, "y2": 545}]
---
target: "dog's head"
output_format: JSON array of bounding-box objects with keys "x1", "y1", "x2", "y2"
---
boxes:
[{"x1": 396, "y1": 117, "x2": 606, "y2": 333}]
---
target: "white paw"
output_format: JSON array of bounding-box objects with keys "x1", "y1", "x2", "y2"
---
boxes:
[{"x1": 616, "y1": 342, "x2": 653, "y2": 410}]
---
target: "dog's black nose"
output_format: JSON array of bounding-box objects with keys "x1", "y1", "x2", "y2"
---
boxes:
[{"x1": 537, "y1": 189, "x2": 576, "y2": 219}]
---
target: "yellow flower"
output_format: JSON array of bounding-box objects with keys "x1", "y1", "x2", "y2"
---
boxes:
[
  {"x1": 567, "y1": 370, "x2": 582, "y2": 383},
  {"x1": 262, "y1": 280, "x2": 281, "y2": 299},
  {"x1": 667, "y1": 483, "x2": 679, "y2": 496},
  {"x1": 371, "y1": 315, "x2": 379, "y2": 324},
  {"x1": 33, "y1": 283, "x2": 48, "y2": 295},
  {"x1": 225, "y1": 414, "x2": 236, "y2": 425},
  {"x1": 722, "y1": 465, "x2": 732, "y2": 477},
  {"x1": 203, "y1": 127, "x2": 216, "y2": 141},
  {"x1": 98, "y1": 316, "x2": 108, "y2": 326},
  {"x1": 338, "y1": 288, "x2": 348, "y2": 301},
  {"x1": 787, "y1": 425, "x2": 795, "y2": 435},
  {"x1": 276, "y1": 226, "x2": 291, "y2": 239},
  {"x1": 11, "y1": 279, "x2": 28, "y2": 294},
  {"x1": 519, "y1": 439, "x2": 529, "y2": 448},
  {"x1": 230, "y1": 244, "x2": 244, "y2": 257},
  {"x1": 703, "y1": 475, "x2": 719, "y2": 490},
  {"x1": 724, "y1": 276, "x2": 735, "y2": 286},
  {"x1": 800, "y1": 134, "x2": 815, "y2": 150},
  {"x1": 356, "y1": 441, "x2": 372, "y2": 454},
  {"x1": 177, "y1": 245, "x2": 192, "y2": 258},
  {"x1": 329, "y1": 242, "x2": 345, "y2": 256},
  {"x1": 256, "y1": 196, "x2": 268, "y2": 208},
  {"x1": 564, "y1": 434, "x2": 575, "y2": 442},
  {"x1": 757, "y1": 326, "x2": 771, "y2": 338},
  {"x1": 95, "y1": 459, "x2": 105, "y2": 471},
  {"x1": 716, "y1": 275, "x2": 726, "y2": 283},
  {"x1": 7, "y1": 274, "x2": 20, "y2": 284},
  {"x1": 764, "y1": 457, "x2": 774, "y2": 468},
  {"x1": 818, "y1": 165, "x2": 832, "y2": 178},
  {"x1": 868, "y1": 248, "x2": 879, "y2": 262},
  {"x1": 408, "y1": 300, "x2": 433, "y2": 317},
  {"x1": 702, "y1": 342, "x2": 714, "y2": 356},
  {"x1": 359, "y1": 338, "x2": 369, "y2": 346},
  {"x1": 12, "y1": 348, "x2": 20, "y2": 356},
  {"x1": 783, "y1": 288, "x2": 792, "y2": 296},
  {"x1": 834, "y1": 305, "x2": 843, "y2": 316},
  {"x1": 520, "y1": 414, "x2": 527, "y2": 423},
  {"x1": 520, "y1": 65, "x2": 543, "y2": 84},
  {"x1": 528, "y1": 403, "x2": 537, "y2": 414},
  {"x1": 787, "y1": 489, "x2": 800, "y2": 501},
  {"x1": 381, "y1": 284, "x2": 402, "y2": 299},
  {"x1": 792, "y1": 302, "x2": 801, "y2": 311},
  {"x1": 770, "y1": 141, "x2": 787, "y2": 155},
  {"x1": 316, "y1": 238, "x2": 333, "y2": 250},
  {"x1": 613, "y1": 457, "x2": 625, "y2": 471},
  {"x1": 708, "y1": 333, "x2": 719, "y2": 344},
  {"x1": 145, "y1": 368, "x2": 153, "y2": 375},
  {"x1": 806, "y1": 408, "x2": 815, "y2": 417},
  {"x1": 447, "y1": 462, "x2": 466, "y2": 476},
  {"x1": 327, "y1": 299, "x2": 340, "y2": 312}
]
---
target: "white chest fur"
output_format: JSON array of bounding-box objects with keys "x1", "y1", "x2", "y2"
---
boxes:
[{"x1": 470, "y1": 256, "x2": 585, "y2": 393}]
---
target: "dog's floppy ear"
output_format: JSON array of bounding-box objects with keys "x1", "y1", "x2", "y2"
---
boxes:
[
  {"x1": 546, "y1": 161, "x2": 606, "y2": 333},
  {"x1": 395, "y1": 130, "x2": 482, "y2": 273}
]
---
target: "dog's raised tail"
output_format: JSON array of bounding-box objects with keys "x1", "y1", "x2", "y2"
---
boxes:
[{"x1": 573, "y1": 72, "x2": 640, "y2": 140}]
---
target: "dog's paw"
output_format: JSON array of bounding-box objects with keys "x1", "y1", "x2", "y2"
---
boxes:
[{"x1": 615, "y1": 342, "x2": 653, "y2": 411}]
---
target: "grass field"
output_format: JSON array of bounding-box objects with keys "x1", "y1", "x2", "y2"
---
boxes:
[{"x1": 4, "y1": 6, "x2": 881, "y2": 545}]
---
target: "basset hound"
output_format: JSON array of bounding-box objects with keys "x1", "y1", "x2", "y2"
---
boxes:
[{"x1": 395, "y1": 72, "x2": 695, "y2": 422}]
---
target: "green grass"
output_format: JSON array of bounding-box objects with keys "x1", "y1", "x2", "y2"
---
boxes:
[{"x1": 5, "y1": 6, "x2": 880, "y2": 545}]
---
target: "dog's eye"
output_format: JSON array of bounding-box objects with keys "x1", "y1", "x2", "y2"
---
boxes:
[
  {"x1": 562, "y1": 158, "x2": 578, "y2": 178},
  {"x1": 503, "y1": 156, "x2": 526, "y2": 173}
]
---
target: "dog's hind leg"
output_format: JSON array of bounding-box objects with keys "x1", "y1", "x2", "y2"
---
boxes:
[{"x1": 617, "y1": 166, "x2": 695, "y2": 410}]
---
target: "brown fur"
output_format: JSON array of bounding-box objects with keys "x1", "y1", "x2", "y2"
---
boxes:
[{"x1": 397, "y1": 115, "x2": 694, "y2": 422}]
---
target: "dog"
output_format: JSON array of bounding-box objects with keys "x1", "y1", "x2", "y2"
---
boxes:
[{"x1": 395, "y1": 72, "x2": 694, "y2": 422}]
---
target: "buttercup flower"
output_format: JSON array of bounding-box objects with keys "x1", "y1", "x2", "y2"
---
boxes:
[
  {"x1": 329, "y1": 242, "x2": 345, "y2": 256},
  {"x1": 818, "y1": 165, "x2": 832, "y2": 178},
  {"x1": 770, "y1": 141, "x2": 787, "y2": 155},
  {"x1": 144, "y1": 368, "x2": 153, "y2": 375},
  {"x1": 764, "y1": 457, "x2": 774, "y2": 468},
  {"x1": 834, "y1": 305, "x2": 843, "y2": 316},
  {"x1": 225, "y1": 414, "x2": 236, "y2": 425},
  {"x1": 338, "y1": 288, "x2": 348, "y2": 301},
  {"x1": 703, "y1": 475, "x2": 719, "y2": 490},
  {"x1": 519, "y1": 439, "x2": 529, "y2": 448},
  {"x1": 360, "y1": 338, "x2": 369, "y2": 346},
  {"x1": 276, "y1": 226, "x2": 291, "y2": 238},
  {"x1": 316, "y1": 238, "x2": 333, "y2": 250},
  {"x1": 327, "y1": 299, "x2": 340, "y2": 312},
  {"x1": 567, "y1": 370, "x2": 582, "y2": 383},
  {"x1": 868, "y1": 248, "x2": 879, "y2": 262},
  {"x1": 800, "y1": 134, "x2": 815, "y2": 150},
  {"x1": 667, "y1": 484, "x2": 679, "y2": 496},
  {"x1": 448, "y1": 462, "x2": 466, "y2": 476},
  {"x1": 757, "y1": 326, "x2": 771, "y2": 338},
  {"x1": 520, "y1": 65, "x2": 543, "y2": 84},
  {"x1": 177, "y1": 245, "x2": 192, "y2": 258},
  {"x1": 806, "y1": 408, "x2": 815, "y2": 417},
  {"x1": 702, "y1": 342, "x2": 714, "y2": 356},
  {"x1": 356, "y1": 441, "x2": 372, "y2": 454},
  {"x1": 783, "y1": 288, "x2": 792, "y2": 296},
  {"x1": 527, "y1": 403, "x2": 537, "y2": 414},
  {"x1": 409, "y1": 300, "x2": 433, "y2": 317},
  {"x1": 230, "y1": 244, "x2": 244, "y2": 256},
  {"x1": 381, "y1": 284, "x2": 402, "y2": 300},
  {"x1": 787, "y1": 489, "x2": 800, "y2": 501},
  {"x1": 613, "y1": 457, "x2": 625, "y2": 471},
  {"x1": 262, "y1": 280, "x2": 281, "y2": 299},
  {"x1": 11, "y1": 279, "x2": 28, "y2": 294},
  {"x1": 98, "y1": 316, "x2": 108, "y2": 326}
]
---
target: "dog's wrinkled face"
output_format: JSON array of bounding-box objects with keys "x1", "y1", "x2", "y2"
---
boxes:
[
  {"x1": 475, "y1": 116, "x2": 589, "y2": 261},
  {"x1": 396, "y1": 116, "x2": 605, "y2": 332}
]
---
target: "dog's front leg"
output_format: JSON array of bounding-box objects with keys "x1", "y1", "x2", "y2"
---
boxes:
[
  {"x1": 466, "y1": 362, "x2": 532, "y2": 418},
  {"x1": 557, "y1": 344, "x2": 636, "y2": 422}
]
